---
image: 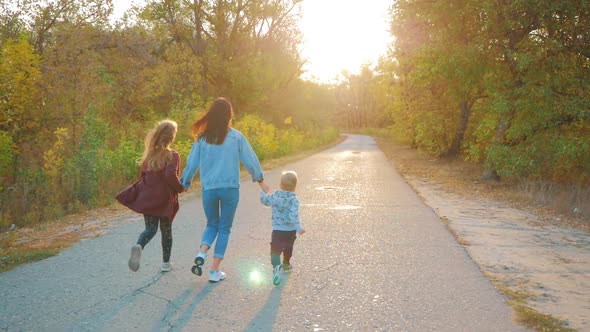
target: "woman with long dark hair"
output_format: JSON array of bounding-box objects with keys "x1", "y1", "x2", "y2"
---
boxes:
[{"x1": 180, "y1": 97, "x2": 268, "y2": 282}]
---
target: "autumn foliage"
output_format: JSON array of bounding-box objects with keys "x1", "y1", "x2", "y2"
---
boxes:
[{"x1": 0, "y1": 0, "x2": 338, "y2": 228}]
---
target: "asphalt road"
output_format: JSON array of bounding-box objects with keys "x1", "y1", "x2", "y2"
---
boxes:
[{"x1": 0, "y1": 135, "x2": 527, "y2": 331}]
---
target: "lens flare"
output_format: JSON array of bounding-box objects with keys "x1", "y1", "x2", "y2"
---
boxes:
[{"x1": 249, "y1": 270, "x2": 262, "y2": 283}]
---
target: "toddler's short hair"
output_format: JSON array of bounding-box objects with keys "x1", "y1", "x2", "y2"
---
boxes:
[{"x1": 280, "y1": 171, "x2": 298, "y2": 191}]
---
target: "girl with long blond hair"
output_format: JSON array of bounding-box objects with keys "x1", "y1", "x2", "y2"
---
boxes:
[{"x1": 116, "y1": 120, "x2": 185, "y2": 273}]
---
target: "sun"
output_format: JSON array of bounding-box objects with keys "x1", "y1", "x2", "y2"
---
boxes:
[{"x1": 298, "y1": 0, "x2": 393, "y2": 83}]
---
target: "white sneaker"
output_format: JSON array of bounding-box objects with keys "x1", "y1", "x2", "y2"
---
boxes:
[
  {"x1": 128, "y1": 244, "x2": 142, "y2": 272},
  {"x1": 161, "y1": 262, "x2": 172, "y2": 272},
  {"x1": 273, "y1": 265, "x2": 281, "y2": 285},
  {"x1": 208, "y1": 270, "x2": 227, "y2": 282}
]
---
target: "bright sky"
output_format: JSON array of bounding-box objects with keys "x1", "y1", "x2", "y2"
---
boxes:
[
  {"x1": 298, "y1": 0, "x2": 392, "y2": 82},
  {"x1": 112, "y1": 0, "x2": 393, "y2": 83}
]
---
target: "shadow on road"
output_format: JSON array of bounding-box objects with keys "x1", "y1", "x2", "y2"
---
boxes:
[
  {"x1": 151, "y1": 283, "x2": 217, "y2": 331},
  {"x1": 243, "y1": 273, "x2": 291, "y2": 332}
]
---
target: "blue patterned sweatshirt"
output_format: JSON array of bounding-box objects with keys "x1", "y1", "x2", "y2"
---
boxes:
[{"x1": 259, "y1": 190, "x2": 302, "y2": 232}]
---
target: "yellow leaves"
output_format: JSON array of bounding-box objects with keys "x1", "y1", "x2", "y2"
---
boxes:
[
  {"x1": 234, "y1": 114, "x2": 279, "y2": 160},
  {"x1": 0, "y1": 38, "x2": 42, "y2": 142},
  {"x1": 42, "y1": 128, "x2": 69, "y2": 179},
  {"x1": 284, "y1": 116, "x2": 292, "y2": 125}
]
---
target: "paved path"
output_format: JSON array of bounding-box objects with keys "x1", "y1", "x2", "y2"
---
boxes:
[{"x1": 0, "y1": 135, "x2": 527, "y2": 331}]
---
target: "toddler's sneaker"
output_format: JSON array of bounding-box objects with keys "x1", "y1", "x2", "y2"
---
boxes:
[
  {"x1": 161, "y1": 262, "x2": 172, "y2": 272},
  {"x1": 128, "y1": 244, "x2": 142, "y2": 272},
  {"x1": 208, "y1": 270, "x2": 227, "y2": 282},
  {"x1": 272, "y1": 265, "x2": 282, "y2": 285},
  {"x1": 282, "y1": 263, "x2": 293, "y2": 273},
  {"x1": 191, "y1": 252, "x2": 206, "y2": 276}
]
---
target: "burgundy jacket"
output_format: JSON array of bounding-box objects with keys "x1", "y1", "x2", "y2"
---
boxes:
[{"x1": 116, "y1": 151, "x2": 185, "y2": 221}]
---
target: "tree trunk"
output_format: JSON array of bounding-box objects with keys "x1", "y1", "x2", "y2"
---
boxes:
[
  {"x1": 482, "y1": 116, "x2": 510, "y2": 181},
  {"x1": 193, "y1": 0, "x2": 208, "y2": 97},
  {"x1": 444, "y1": 99, "x2": 472, "y2": 158}
]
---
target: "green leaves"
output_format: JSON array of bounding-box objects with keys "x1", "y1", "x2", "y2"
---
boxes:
[{"x1": 384, "y1": 0, "x2": 589, "y2": 184}]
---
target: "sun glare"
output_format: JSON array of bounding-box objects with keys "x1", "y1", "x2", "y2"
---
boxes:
[
  {"x1": 111, "y1": 0, "x2": 392, "y2": 83},
  {"x1": 298, "y1": 0, "x2": 392, "y2": 83}
]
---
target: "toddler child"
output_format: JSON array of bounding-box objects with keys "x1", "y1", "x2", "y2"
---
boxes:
[{"x1": 260, "y1": 171, "x2": 305, "y2": 285}]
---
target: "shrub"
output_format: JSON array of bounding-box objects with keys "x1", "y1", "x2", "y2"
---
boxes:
[
  {"x1": 234, "y1": 114, "x2": 279, "y2": 160},
  {"x1": 172, "y1": 138, "x2": 193, "y2": 170},
  {"x1": 0, "y1": 131, "x2": 13, "y2": 190}
]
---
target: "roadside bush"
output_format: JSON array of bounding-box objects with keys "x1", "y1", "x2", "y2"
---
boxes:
[
  {"x1": 234, "y1": 114, "x2": 279, "y2": 160},
  {"x1": 413, "y1": 111, "x2": 454, "y2": 156},
  {"x1": 107, "y1": 138, "x2": 142, "y2": 182},
  {"x1": 172, "y1": 138, "x2": 193, "y2": 170},
  {"x1": 276, "y1": 129, "x2": 305, "y2": 156},
  {"x1": 0, "y1": 131, "x2": 13, "y2": 190},
  {"x1": 72, "y1": 107, "x2": 109, "y2": 206}
]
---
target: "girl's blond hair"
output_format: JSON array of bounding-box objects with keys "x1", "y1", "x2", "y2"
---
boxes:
[{"x1": 141, "y1": 120, "x2": 178, "y2": 171}]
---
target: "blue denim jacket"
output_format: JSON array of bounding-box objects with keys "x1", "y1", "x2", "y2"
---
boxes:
[
  {"x1": 180, "y1": 128, "x2": 264, "y2": 191},
  {"x1": 260, "y1": 190, "x2": 302, "y2": 232}
]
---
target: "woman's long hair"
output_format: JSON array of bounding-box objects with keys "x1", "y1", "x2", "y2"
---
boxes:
[
  {"x1": 141, "y1": 120, "x2": 178, "y2": 171},
  {"x1": 191, "y1": 97, "x2": 233, "y2": 145}
]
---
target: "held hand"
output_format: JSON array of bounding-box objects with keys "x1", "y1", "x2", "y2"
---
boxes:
[
  {"x1": 298, "y1": 229, "x2": 306, "y2": 235},
  {"x1": 258, "y1": 181, "x2": 270, "y2": 193}
]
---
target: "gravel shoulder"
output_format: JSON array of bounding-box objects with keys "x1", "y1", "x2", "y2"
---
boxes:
[{"x1": 377, "y1": 139, "x2": 590, "y2": 331}]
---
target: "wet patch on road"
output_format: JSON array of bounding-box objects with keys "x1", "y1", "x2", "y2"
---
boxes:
[{"x1": 314, "y1": 186, "x2": 345, "y2": 191}]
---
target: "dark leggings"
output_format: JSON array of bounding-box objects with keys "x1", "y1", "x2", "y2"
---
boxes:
[
  {"x1": 137, "y1": 215, "x2": 172, "y2": 263},
  {"x1": 270, "y1": 230, "x2": 297, "y2": 267}
]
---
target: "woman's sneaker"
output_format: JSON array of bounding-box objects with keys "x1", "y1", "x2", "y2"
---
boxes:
[
  {"x1": 282, "y1": 263, "x2": 293, "y2": 273},
  {"x1": 272, "y1": 265, "x2": 282, "y2": 285},
  {"x1": 128, "y1": 245, "x2": 142, "y2": 272},
  {"x1": 161, "y1": 262, "x2": 172, "y2": 272},
  {"x1": 191, "y1": 253, "x2": 206, "y2": 276},
  {"x1": 208, "y1": 270, "x2": 227, "y2": 282}
]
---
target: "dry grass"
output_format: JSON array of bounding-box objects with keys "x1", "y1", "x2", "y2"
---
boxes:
[
  {"x1": 0, "y1": 248, "x2": 61, "y2": 273},
  {"x1": 375, "y1": 137, "x2": 589, "y2": 233},
  {"x1": 0, "y1": 207, "x2": 114, "y2": 273},
  {"x1": 512, "y1": 304, "x2": 575, "y2": 332},
  {"x1": 483, "y1": 274, "x2": 574, "y2": 332},
  {"x1": 515, "y1": 179, "x2": 589, "y2": 219}
]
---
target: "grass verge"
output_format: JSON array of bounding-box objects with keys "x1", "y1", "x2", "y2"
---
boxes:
[
  {"x1": 511, "y1": 304, "x2": 575, "y2": 332},
  {"x1": 0, "y1": 249, "x2": 61, "y2": 273},
  {"x1": 374, "y1": 136, "x2": 589, "y2": 232},
  {"x1": 484, "y1": 274, "x2": 574, "y2": 332}
]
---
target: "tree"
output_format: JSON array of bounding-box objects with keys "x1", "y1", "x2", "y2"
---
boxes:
[
  {"x1": 0, "y1": 37, "x2": 42, "y2": 169},
  {"x1": 137, "y1": 0, "x2": 303, "y2": 113},
  {"x1": 390, "y1": 0, "x2": 489, "y2": 157},
  {"x1": 384, "y1": 0, "x2": 590, "y2": 184},
  {"x1": 17, "y1": 0, "x2": 112, "y2": 54}
]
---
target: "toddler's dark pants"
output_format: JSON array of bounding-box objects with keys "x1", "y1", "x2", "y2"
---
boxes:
[
  {"x1": 270, "y1": 230, "x2": 297, "y2": 267},
  {"x1": 137, "y1": 215, "x2": 172, "y2": 263}
]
